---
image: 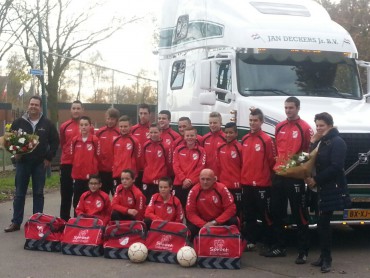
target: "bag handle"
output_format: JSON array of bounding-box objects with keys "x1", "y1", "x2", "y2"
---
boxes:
[
  {"x1": 156, "y1": 220, "x2": 169, "y2": 230},
  {"x1": 205, "y1": 225, "x2": 233, "y2": 235},
  {"x1": 109, "y1": 221, "x2": 140, "y2": 238},
  {"x1": 73, "y1": 215, "x2": 101, "y2": 228}
]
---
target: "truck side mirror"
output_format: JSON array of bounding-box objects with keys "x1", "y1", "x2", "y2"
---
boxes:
[
  {"x1": 200, "y1": 60, "x2": 216, "y2": 105},
  {"x1": 200, "y1": 60, "x2": 212, "y2": 90}
]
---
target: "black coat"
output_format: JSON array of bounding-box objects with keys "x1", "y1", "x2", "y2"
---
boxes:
[
  {"x1": 313, "y1": 128, "x2": 350, "y2": 212},
  {"x1": 11, "y1": 113, "x2": 59, "y2": 164}
]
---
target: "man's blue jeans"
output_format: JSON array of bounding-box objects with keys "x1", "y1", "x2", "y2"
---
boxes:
[{"x1": 12, "y1": 161, "x2": 46, "y2": 225}]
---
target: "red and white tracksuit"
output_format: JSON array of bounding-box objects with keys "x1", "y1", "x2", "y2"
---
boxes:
[
  {"x1": 216, "y1": 139, "x2": 242, "y2": 189},
  {"x1": 145, "y1": 193, "x2": 184, "y2": 222},
  {"x1": 173, "y1": 144, "x2": 206, "y2": 186},
  {"x1": 96, "y1": 126, "x2": 120, "y2": 172},
  {"x1": 70, "y1": 134, "x2": 100, "y2": 180},
  {"x1": 186, "y1": 182, "x2": 236, "y2": 228},
  {"x1": 112, "y1": 134, "x2": 141, "y2": 178},
  {"x1": 142, "y1": 139, "x2": 172, "y2": 184},
  {"x1": 76, "y1": 189, "x2": 111, "y2": 225},
  {"x1": 111, "y1": 184, "x2": 146, "y2": 221},
  {"x1": 202, "y1": 130, "x2": 226, "y2": 174}
]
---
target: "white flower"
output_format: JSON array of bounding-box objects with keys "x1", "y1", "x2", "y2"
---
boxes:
[
  {"x1": 18, "y1": 137, "x2": 26, "y2": 144},
  {"x1": 298, "y1": 152, "x2": 309, "y2": 162},
  {"x1": 9, "y1": 146, "x2": 13, "y2": 151}
]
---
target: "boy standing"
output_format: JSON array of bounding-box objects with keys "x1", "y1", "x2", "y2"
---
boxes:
[
  {"x1": 173, "y1": 127, "x2": 206, "y2": 207},
  {"x1": 112, "y1": 116, "x2": 141, "y2": 187},
  {"x1": 142, "y1": 123, "x2": 172, "y2": 203},
  {"x1": 241, "y1": 108, "x2": 276, "y2": 251},
  {"x1": 70, "y1": 116, "x2": 100, "y2": 212},
  {"x1": 96, "y1": 108, "x2": 120, "y2": 195},
  {"x1": 216, "y1": 122, "x2": 242, "y2": 216},
  {"x1": 202, "y1": 112, "x2": 225, "y2": 174}
]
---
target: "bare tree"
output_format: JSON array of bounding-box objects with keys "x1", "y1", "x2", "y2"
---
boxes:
[
  {"x1": 0, "y1": 0, "x2": 18, "y2": 61},
  {"x1": 11, "y1": 0, "x2": 142, "y2": 122}
]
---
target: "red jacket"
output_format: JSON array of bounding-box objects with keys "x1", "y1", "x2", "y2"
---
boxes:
[
  {"x1": 112, "y1": 134, "x2": 141, "y2": 178},
  {"x1": 216, "y1": 139, "x2": 242, "y2": 189},
  {"x1": 142, "y1": 139, "x2": 172, "y2": 184},
  {"x1": 274, "y1": 118, "x2": 313, "y2": 172},
  {"x1": 173, "y1": 135, "x2": 203, "y2": 149},
  {"x1": 112, "y1": 184, "x2": 146, "y2": 221},
  {"x1": 71, "y1": 134, "x2": 100, "y2": 180},
  {"x1": 131, "y1": 123, "x2": 150, "y2": 145},
  {"x1": 186, "y1": 182, "x2": 236, "y2": 228},
  {"x1": 96, "y1": 126, "x2": 120, "y2": 172},
  {"x1": 241, "y1": 130, "x2": 276, "y2": 187},
  {"x1": 160, "y1": 128, "x2": 180, "y2": 147},
  {"x1": 60, "y1": 120, "x2": 94, "y2": 164},
  {"x1": 145, "y1": 193, "x2": 184, "y2": 222},
  {"x1": 76, "y1": 190, "x2": 111, "y2": 225},
  {"x1": 131, "y1": 123, "x2": 150, "y2": 170},
  {"x1": 202, "y1": 130, "x2": 226, "y2": 173},
  {"x1": 173, "y1": 144, "x2": 206, "y2": 186}
]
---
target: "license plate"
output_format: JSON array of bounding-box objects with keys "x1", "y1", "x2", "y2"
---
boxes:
[{"x1": 343, "y1": 209, "x2": 370, "y2": 220}]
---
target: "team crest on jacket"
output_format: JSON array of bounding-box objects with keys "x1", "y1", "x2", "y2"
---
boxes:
[
  {"x1": 87, "y1": 144, "x2": 93, "y2": 151},
  {"x1": 193, "y1": 153, "x2": 198, "y2": 160},
  {"x1": 96, "y1": 200, "x2": 102, "y2": 208},
  {"x1": 166, "y1": 139, "x2": 171, "y2": 145},
  {"x1": 292, "y1": 130, "x2": 298, "y2": 138},
  {"x1": 146, "y1": 132, "x2": 150, "y2": 138},
  {"x1": 212, "y1": 196, "x2": 219, "y2": 204},
  {"x1": 119, "y1": 237, "x2": 129, "y2": 246},
  {"x1": 231, "y1": 150, "x2": 237, "y2": 158},
  {"x1": 126, "y1": 143, "x2": 132, "y2": 150},
  {"x1": 157, "y1": 150, "x2": 163, "y2": 157},
  {"x1": 128, "y1": 197, "x2": 133, "y2": 205},
  {"x1": 167, "y1": 206, "x2": 173, "y2": 214},
  {"x1": 255, "y1": 144, "x2": 261, "y2": 151}
]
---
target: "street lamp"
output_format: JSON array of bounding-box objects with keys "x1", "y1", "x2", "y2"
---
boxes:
[{"x1": 37, "y1": 0, "x2": 47, "y2": 116}]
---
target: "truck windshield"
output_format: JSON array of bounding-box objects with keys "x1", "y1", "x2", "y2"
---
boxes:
[{"x1": 237, "y1": 53, "x2": 362, "y2": 99}]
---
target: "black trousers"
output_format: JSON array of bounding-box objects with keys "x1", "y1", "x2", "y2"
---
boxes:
[
  {"x1": 142, "y1": 183, "x2": 159, "y2": 205},
  {"x1": 242, "y1": 186, "x2": 273, "y2": 245},
  {"x1": 99, "y1": 171, "x2": 114, "y2": 196},
  {"x1": 187, "y1": 216, "x2": 239, "y2": 242},
  {"x1": 173, "y1": 185, "x2": 191, "y2": 208},
  {"x1": 318, "y1": 210, "x2": 333, "y2": 261},
  {"x1": 270, "y1": 175, "x2": 309, "y2": 254},
  {"x1": 72, "y1": 179, "x2": 89, "y2": 215},
  {"x1": 60, "y1": 164, "x2": 73, "y2": 221},
  {"x1": 229, "y1": 188, "x2": 243, "y2": 220}
]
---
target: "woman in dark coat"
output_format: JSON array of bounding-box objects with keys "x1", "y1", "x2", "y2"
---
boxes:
[{"x1": 305, "y1": 112, "x2": 350, "y2": 273}]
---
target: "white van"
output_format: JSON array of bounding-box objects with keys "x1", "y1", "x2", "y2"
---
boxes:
[{"x1": 157, "y1": 0, "x2": 370, "y2": 226}]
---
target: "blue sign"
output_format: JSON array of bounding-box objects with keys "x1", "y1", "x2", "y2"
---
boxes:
[{"x1": 29, "y1": 69, "x2": 44, "y2": 75}]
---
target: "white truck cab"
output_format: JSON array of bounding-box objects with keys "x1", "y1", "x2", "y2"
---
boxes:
[{"x1": 158, "y1": 0, "x2": 370, "y2": 226}]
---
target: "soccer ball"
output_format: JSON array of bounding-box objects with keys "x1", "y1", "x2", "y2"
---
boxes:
[
  {"x1": 128, "y1": 242, "x2": 148, "y2": 263},
  {"x1": 177, "y1": 246, "x2": 197, "y2": 267}
]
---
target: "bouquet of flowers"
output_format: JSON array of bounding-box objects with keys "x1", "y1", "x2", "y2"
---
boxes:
[
  {"x1": 276, "y1": 147, "x2": 319, "y2": 180},
  {"x1": 0, "y1": 130, "x2": 39, "y2": 155}
]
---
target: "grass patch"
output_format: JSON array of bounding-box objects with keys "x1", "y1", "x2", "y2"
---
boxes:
[{"x1": 0, "y1": 170, "x2": 60, "y2": 202}]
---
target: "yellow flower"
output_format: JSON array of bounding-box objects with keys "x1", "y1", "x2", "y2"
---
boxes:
[{"x1": 5, "y1": 123, "x2": 12, "y2": 132}]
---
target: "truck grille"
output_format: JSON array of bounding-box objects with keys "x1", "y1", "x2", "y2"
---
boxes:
[{"x1": 340, "y1": 133, "x2": 370, "y2": 185}]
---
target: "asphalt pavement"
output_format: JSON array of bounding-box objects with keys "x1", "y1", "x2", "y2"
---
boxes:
[{"x1": 0, "y1": 190, "x2": 369, "y2": 278}]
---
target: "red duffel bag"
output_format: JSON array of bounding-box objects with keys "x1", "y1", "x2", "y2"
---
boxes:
[
  {"x1": 146, "y1": 220, "x2": 190, "y2": 264},
  {"x1": 194, "y1": 225, "x2": 245, "y2": 269},
  {"x1": 24, "y1": 213, "x2": 66, "y2": 252},
  {"x1": 61, "y1": 216, "x2": 105, "y2": 257},
  {"x1": 103, "y1": 220, "x2": 146, "y2": 259}
]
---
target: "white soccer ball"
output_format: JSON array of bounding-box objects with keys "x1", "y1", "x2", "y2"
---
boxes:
[
  {"x1": 177, "y1": 246, "x2": 197, "y2": 267},
  {"x1": 128, "y1": 242, "x2": 148, "y2": 263}
]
